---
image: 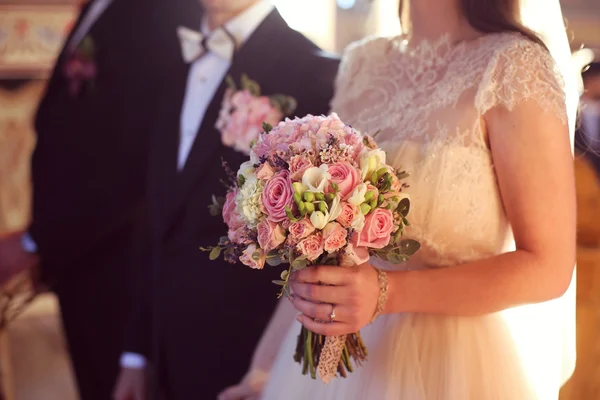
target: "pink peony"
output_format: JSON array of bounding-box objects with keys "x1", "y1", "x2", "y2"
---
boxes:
[
  {"x1": 262, "y1": 170, "x2": 293, "y2": 223},
  {"x1": 239, "y1": 244, "x2": 266, "y2": 269},
  {"x1": 297, "y1": 234, "x2": 324, "y2": 262},
  {"x1": 352, "y1": 208, "x2": 394, "y2": 249},
  {"x1": 222, "y1": 190, "x2": 243, "y2": 230},
  {"x1": 322, "y1": 222, "x2": 347, "y2": 253},
  {"x1": 288, "y1": 218, "x2": 315, "y2": 245},
  {"x1": 256, "y1": 163, "x2": 275, "y2": 180},
  {"x1": 327, "y1": 162, "x2": 361, "y2": 200},
  {"x1": 335, "y1": 202, "x2": 357, "y2": 228},
  {"x1": 257, "y1": 219, "x2": 286, "y2": 252},
  {"x1": 288, "y1": 155, "x2": 314, "y2": 181},
  {"x1": 339, "y1": 243, "x2": 370, "y2": 267}
]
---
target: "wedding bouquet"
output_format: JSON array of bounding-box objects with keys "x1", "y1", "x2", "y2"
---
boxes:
[{"x1": 203, "y1": 113, "x2": 419, "y2": 382}]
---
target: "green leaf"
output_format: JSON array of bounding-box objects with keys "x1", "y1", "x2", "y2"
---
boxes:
[
  {"x1": 292, "y1": 258, "x2": 308, "y2": 271},
  {"x1": 398, "y1": 197, "x2": 410, "y2": 217},
  {"x1": 241, "y1": 73, "x2": 261, "y2": 96},
  {"x1": 225, "y1": 75, "x2": 236, "y2": 91},
  {"x1": 266, "y1": 255, "x2": 283, "y2": 267},
  {"x1": 281, "y1": 270, "x2": 290, "y2": 280},
  {"x1": 237, "y1": 175, "x2": 246, "y2": 187},
  {"x1": 272, "y1": 280, "x2": 286, "y2": 286},
  {"x1": 209, "y1": 246, "x2": 222, "y2": 260},
  {"x1": 262, "y1": 122, "x2": 273, "y2": 133},
  {"x1": 399, "y1": 239, "x2": 420, "y2": 256}
]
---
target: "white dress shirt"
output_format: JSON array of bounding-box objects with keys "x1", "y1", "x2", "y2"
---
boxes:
[
  {"x1": 177, "y1": 0, "x2": 275, "y2": 170},
  {"x1": 121, "y1": 0, "x2": 274, "y2": 369},
  {"x1": 67, "y1": 0, "x2": 113, "y2": 51}
]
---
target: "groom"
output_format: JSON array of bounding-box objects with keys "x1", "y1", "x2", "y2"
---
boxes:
[{"x1": 114, "y1": 1, "x2": 339, "y2": 399}]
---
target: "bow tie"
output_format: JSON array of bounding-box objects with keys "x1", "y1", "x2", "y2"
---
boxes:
[{"x1": 177, "y1": 25, "x2": 236, "y2": 63}]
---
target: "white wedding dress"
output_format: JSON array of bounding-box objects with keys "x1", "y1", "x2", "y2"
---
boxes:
[{"x1": 261, "y1": 32, "x2": 574, "y2": 400}]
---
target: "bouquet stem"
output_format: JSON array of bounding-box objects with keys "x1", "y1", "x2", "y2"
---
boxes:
[{"x1": 294, "y1": 325, "x2": 367, "y2": 380}]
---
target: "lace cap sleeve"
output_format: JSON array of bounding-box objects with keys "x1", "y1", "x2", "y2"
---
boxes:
[{"x1": 476, "y1": 37, "x2": 568, "y2": 125}]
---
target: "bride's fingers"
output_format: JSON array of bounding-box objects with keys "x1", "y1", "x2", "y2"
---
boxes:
[
  {"x1": 297, "y1": 314, "x2": 356, "y2": 336},
  {"x1": 290, "y1": 295, "x2": 350, "y2": 322},
  {"x1": 290, "y1": 281, "x2": 348, "y2": 304},
  {"x1": 291, "y1": 265, "x2": 349, "y2": 285}
]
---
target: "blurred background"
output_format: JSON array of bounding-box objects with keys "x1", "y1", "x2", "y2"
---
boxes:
[{"x1": 0, "y1": 0, "x2": 598, "y2": 399}]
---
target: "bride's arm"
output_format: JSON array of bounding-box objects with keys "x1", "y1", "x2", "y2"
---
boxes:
[{"x1": 385, "y1": 81, "x2": 576, "y2": 316}]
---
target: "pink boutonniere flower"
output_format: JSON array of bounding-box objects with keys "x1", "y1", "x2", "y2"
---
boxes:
[
  {"x1": 216, "y1": 74, "x2": 297, "y2": 155},
  {"x1": 62, "y1": 36, "x2": 97, "y2": 97}
]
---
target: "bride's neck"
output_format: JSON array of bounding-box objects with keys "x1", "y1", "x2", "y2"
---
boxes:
[{"x1": 407, "y1": 0, "x2": 478, "y2": 43}]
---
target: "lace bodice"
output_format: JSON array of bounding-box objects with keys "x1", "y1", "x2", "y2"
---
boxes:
[{"x1": 332, "y1": 32, "x2": 567, "y2": 267}]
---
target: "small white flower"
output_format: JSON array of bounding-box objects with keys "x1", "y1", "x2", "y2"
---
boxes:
[
  {"x1": 351, "y1": 211, "x2": 365, "y2": 231},
  {"x1": 359, "y1": 149, "x2": 387, "y2": 180},
  {"x1": 327, "y1": 194, "x2": 342, "y2": 222},
  {"x1": 310, "y1": 211, "x2": 328, "y2": 230},
  {"x1": 302, "y1": 164, "x2": 330, "y2": 193},
  {"x1": 237, "y1": 161, "x2": 256, "y2": 183},
  {"x1": 348, "y1": 183, "x2": 367, "y2": 207}
]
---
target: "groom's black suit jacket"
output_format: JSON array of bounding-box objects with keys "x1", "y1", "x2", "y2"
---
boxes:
[
  {"x1": 30, "y1": 1, "x2": 200, "y2": 399},
  {"x1": 128, "y1": 9, "x2": 340, "y2": 398}
]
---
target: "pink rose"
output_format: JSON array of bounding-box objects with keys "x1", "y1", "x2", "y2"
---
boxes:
[
  {"x1": 322, "y1": 222, "x2": 347, "y2": 253},
  {"x1": 256, "y1": 163, "x2": 275, "y2": 180},
  {"x1": 351, "y1": 208, "x2": 394, "y2": 249},
  {"x1": 288, "y1": 218, "x2": 315, "y2": 245},
  {"x1": 257, "y1": 219, "x2": 286, "y2": 252},
  {"x1": 327, "y1": 162, "x2": 361, "y2": 200},
  {"x1": 288, "y1": 155, "x2": 314, "y2": 181},
  {"x1": 297, "y1": 234, "x2": 324, "y2": 262},
  {"x1": 339, "y1": 243, "x2": 370, "y2": 267},
  {"x1": 222, "y1": 190, "x2": 243, "y2": 230},
  {"x1": 239, "y1": 244, "x2": 266, "y2": 269},
  {"x1": 335, "y1": 202, "x2": 357, "y2": 228},
  {"x1": 262, "y1": 170, "x2": 293, "y2": 223}
]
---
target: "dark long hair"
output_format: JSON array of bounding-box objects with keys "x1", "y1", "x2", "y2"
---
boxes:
[{"x1": 398, "y1": 0, "x2": 547, "y2": 48}]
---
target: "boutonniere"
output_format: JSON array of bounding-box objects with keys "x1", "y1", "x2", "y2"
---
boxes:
[
  {"x1": 215, "y1": 74, "x2": 297, "y2": 155},
  {"x1": 62, "y1": 35, "x2": 97, "y2": 97}
]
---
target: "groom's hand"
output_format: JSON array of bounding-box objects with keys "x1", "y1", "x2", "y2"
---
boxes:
[{"x1": 113, "y1": 367, "x2": 146, "y2": 400}]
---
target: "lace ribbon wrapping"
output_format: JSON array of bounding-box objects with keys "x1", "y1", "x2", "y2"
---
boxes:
[{"x1": 317, "y1": 335, "x2": 347, "y2": 384}]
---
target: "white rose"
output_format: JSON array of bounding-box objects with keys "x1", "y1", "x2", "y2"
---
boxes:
[
  {"x1": 310, "y1": 210, "x2": 328, "y2": 230},
  {"x1": 348, "y1": 183, "x2": 367, "y2": 207},
  {"x1": 302, "y1": 164, "x2": 330, "y2": 193},
  {"x1": 359, "y1": 149, "x2": 387, "y2": 180}
]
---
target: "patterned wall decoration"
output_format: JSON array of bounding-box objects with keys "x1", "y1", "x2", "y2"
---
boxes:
[{"x1": 0, "y1": 5, "x2": 77, "y2": 78}]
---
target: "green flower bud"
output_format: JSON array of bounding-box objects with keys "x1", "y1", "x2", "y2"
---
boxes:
[
  {"x1": 315, "y1": 192, "x2": 325, "y2": 201},
  {"x1": 365, "y1": 191, "x2": 374, "y2": 202},
  {"x1": 305, "y1": 202, "x2": 315, "y2": 214},
  {"x1": 369, "y1": 198, "x2": 377, "y2": 209},
  {"x1": 376, "y1": 167, "x2": 388, "y2": 179},
  {"x1": 378, "y1": 194, "x2": 385, "y2": 205},
  {"x1": 318, "y1": 201, "x2": 327, "y2": 213},
  {"x1": 293, "y1": 192, "x2": 302, "y2": 205},
  {"x1": 293, "y1": 182, "x2": 305, "y2": 194},
  {"x1": 303, "y1": 192, "x2": 315, "y2": 202},
  {"x1": 360, "y1": 203, "x2": 371, "y2": 215}
]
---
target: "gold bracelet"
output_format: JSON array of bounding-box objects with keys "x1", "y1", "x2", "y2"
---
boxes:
[{"x1": 370, "y1": 268, "x2": 389, "y2": 324}]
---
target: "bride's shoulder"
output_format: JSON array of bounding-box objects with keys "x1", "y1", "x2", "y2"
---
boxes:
[
  {"x1": 478, "y1": 32, "x2": 556, "y2": 68},
  {"x1": 340, "y1": 35, "x2": 395, "y2": 63}
]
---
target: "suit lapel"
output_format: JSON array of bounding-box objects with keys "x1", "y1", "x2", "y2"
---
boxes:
[{"x1": 162, "y1": 9, "x2": 291, "y2": 235}]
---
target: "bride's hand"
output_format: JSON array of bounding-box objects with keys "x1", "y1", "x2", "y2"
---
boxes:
[{"x1": 289, "y1": 263, "x2": 380, "y2": 336}]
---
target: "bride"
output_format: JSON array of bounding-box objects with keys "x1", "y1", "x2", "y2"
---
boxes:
[{"x1": 221, "y1": 0, "x2": 579, "y2": 398}]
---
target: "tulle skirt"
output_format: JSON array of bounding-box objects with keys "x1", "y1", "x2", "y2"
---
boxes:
[{"x1": 261, "y1": 279, "x2": 576, "y2": 400}]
